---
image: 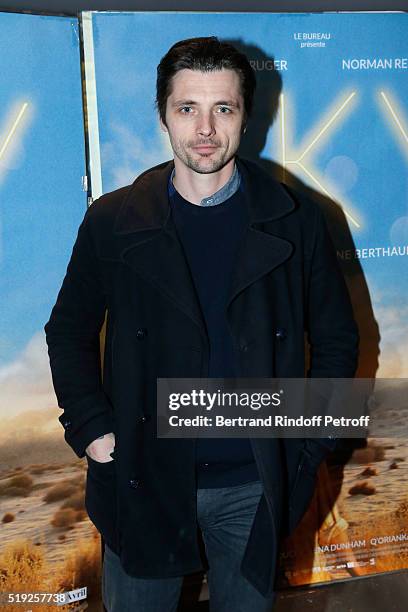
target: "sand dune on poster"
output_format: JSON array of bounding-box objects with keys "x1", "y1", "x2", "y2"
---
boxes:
[{"x1": 0, "y1": 407, "x2": 103, "y2": 610}]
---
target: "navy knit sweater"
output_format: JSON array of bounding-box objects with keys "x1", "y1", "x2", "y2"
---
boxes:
[{"x1": 168, "y1": 169, "x2": 260, "y2": 488}]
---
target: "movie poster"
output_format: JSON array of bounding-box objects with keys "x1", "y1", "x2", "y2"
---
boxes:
[
  {"x1": 1, "y1": 10, "x2": 406, "y2": 610},
  {"x1": 0, "y1": 12, "x2": 99, "y2": 611},
  {"x1": 84, "y1": 10, "x2": 408, "y2": 587}
]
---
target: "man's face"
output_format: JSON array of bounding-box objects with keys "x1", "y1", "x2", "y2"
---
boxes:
[{"x1": 160, "y1": 68, "x2": 245, "y2": 175}]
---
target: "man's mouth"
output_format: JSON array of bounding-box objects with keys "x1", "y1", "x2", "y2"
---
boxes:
[{"x1": 192, "y1": 145, "x2": 218, "y2": 153}]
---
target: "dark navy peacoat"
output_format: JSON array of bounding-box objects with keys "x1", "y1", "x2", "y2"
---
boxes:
[{"x1": 44, "y1": 156, "x2": 359, "y2": 597}]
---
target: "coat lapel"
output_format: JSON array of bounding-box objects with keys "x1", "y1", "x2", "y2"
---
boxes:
[
  {"x1": 226, "y1": 157, "x2": 294, "y2": 307},
  {"x1": 112, "y1": 156, "x2": 295, "y2": 335},
  {"x1": 120, "y1": 220, "x2": 207, "y2": 335},
  {"x1": 113, "y1": 160, "x2": 207, "y2": 335},
  {"x1": 228, "y1": 228, "x2": 293, "y2": 308}
]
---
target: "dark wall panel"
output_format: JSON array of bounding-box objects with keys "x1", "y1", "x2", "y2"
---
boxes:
[{"x1": 0, "y1": 1, "x2": 407, "y2": 18}]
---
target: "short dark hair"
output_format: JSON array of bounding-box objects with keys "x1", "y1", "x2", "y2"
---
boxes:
[{"x1": 155, "y1": 37, "x2": 256, "y2": 128}]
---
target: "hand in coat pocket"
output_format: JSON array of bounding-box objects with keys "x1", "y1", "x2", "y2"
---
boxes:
[
  {"x1": 85, "y1": 449, "x2": 118, "y2": 549},
  {"x1": 85, "y1": 432, "x2": 116, "y2": 462}
]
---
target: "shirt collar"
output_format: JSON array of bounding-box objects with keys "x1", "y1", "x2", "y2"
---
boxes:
[{"x1": 168, "y1": 161, "x2": 241, "y2": 206}]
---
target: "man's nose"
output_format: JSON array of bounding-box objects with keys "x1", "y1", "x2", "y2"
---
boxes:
[{"x1": 197, "y1": 113, "x2": 215, "y2": 137}]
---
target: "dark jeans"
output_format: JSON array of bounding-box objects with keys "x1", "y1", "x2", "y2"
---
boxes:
[{"x1": 102, "y1": 479, "x2": 276, "y2": 611}]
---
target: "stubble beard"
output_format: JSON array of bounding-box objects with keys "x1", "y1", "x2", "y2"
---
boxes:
[{"x1": 173, "y1": 140, "x2": 234, "y2": 175}]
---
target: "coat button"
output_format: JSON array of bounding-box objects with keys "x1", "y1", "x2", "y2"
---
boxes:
[
  {"x1": 275, "y1": 328, "x2": 287, "y2": 340},
  {"x1": 140, "y1": 415, "x2": 150, "y2": 423},
  {"x1": 240, "y1": 344, "x2": 248, "y2": 352},
  {"x1": 129, "y1": 479, "x2": 141, "y2": 489},
  {"x1": 136, "y1": 328, "x2": 147, "y2": 340},
  {"x1": 62, "y1": 420, "x2": 72, "y2": 429}
]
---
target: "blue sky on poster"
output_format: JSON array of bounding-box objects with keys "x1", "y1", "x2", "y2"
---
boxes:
[{"x1": 0, "y1": 12, "x2": 87, "y2": 413}]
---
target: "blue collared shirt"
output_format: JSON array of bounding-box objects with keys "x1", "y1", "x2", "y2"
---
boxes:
[{"x1": 168, "y1": 161, "x2": 241, "y2": 205}]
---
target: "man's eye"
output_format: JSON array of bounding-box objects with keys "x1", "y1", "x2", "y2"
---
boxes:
[
  {"x1": 218, "y1": 107, "x2": 232, "y2": 113},
  {"x1": 180, "y1": 106, "x2": 192, "y2": 113}
]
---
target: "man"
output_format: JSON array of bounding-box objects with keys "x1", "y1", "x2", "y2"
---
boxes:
[{"x1": 44, "y1": 37, "x2": 359, "y2": 611}]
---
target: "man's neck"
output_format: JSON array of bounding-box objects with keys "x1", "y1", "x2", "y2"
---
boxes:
[{"x1": 172, "y1": 157, "x2": 236, "y2": 206}]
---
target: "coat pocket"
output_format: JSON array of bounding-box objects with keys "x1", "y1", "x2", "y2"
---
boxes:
[{"x1": 85, "y1": 454, "x2": 118, "y2": 549}]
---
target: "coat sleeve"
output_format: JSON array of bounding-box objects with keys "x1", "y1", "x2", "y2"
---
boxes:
[
  {"x1": 44, "y1": 204, "x2": 115, "y2": 458},
  {"x1": 304, "y1": 202, "x2": 360, "y2": 465}
]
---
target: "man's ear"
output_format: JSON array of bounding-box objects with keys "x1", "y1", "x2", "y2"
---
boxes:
[{"x1": 159, "y1": 117, "x2": 168, "y2": 133}]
